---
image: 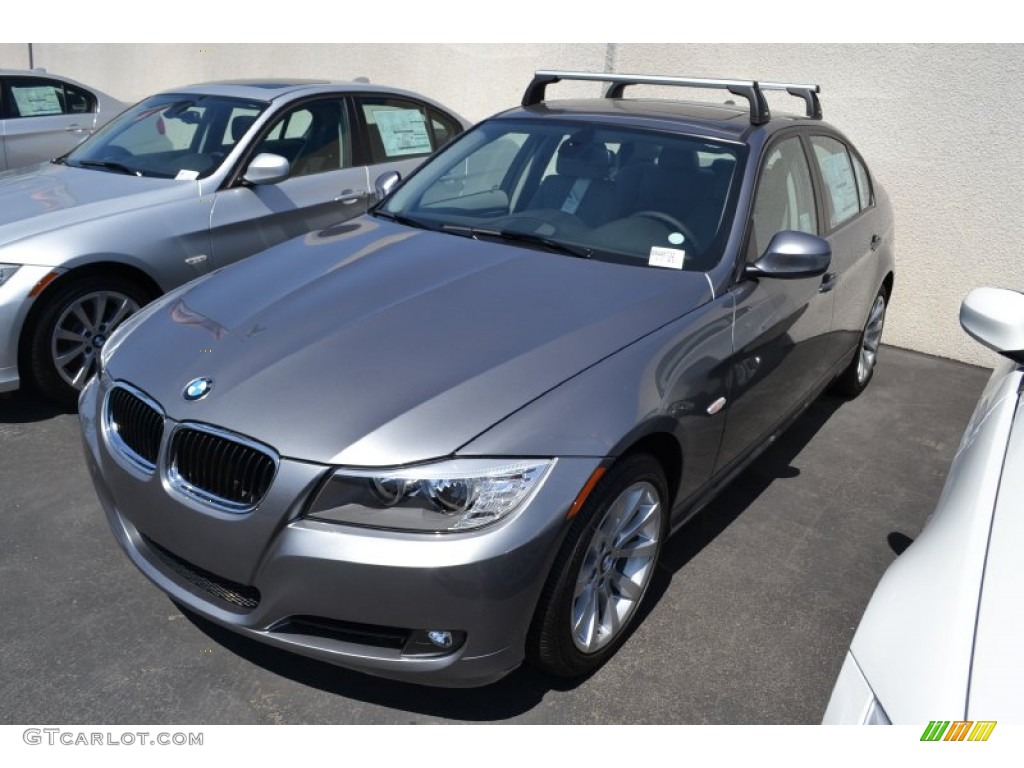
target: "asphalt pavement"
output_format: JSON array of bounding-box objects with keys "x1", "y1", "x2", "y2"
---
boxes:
[{"x1": 0, "y1": 345, "x2": 991, "y2": 724}]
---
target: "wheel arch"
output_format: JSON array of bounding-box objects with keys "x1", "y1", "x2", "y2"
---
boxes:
[{"x1": 609, "y1": 424, "x2": 684, "y2": 510}]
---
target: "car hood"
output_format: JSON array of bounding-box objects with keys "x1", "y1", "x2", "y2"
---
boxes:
[
  {"x1": 105, "y1": 217, "x2": 712, "y2": 466},
  {"x1": 0, "y1": 162, "x2": 190, "y2": 250}
]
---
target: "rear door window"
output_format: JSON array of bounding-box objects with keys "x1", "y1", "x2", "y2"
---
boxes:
[{"x1": 810, "y1": 135, "x2": 861, "y2": 229}]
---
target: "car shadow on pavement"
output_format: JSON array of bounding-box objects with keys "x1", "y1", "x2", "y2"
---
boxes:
[
  {"x1": 179, "y1": 394, "x2": 846, "y2": 722},
  {"x1": 0, "y1": 389, "x2": 75, "y2": 423}
]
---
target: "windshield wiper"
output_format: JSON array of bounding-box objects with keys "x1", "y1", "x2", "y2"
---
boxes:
[
  {"x1": 371, "y1": 209, "x2": 437, "y2": 231},
  {"x1": 441, "y1": 225, "x2": 592, "y2": 259},
  {"x1": 77, "y1": 159, "x2": 142, "y2": 177}
]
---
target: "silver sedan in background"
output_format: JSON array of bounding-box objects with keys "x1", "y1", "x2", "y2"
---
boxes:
[
  {"x1": 0, "y1": 69, "x2": 126, "y2": 171},
  {"x1": 0, "y1": 78, "x2": 467, "y2": 403}
]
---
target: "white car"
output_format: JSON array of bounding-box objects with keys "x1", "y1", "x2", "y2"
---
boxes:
[{"x1": 824, "y1": 287, "x2": 1024, "y2": 725}]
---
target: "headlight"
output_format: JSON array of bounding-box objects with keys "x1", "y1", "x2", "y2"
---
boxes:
[
  {"x1": 306, "y1": 458, "x2": 554, "y2": 532},
  {"x1": 0, "y1": 264, "x2": 20, "y2": 288}
]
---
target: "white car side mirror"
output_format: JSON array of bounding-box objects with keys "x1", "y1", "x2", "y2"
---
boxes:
[{"x1": 960, "y1": 287, "x2": 1024, "y2": 363}]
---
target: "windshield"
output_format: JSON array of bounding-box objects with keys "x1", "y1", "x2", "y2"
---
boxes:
[
  {"x1": 65, "y1": 94, "x2": 269, "y2": 179},
  {"x1": 380, "y1": 118, "x2": 745, "y2": 271}
]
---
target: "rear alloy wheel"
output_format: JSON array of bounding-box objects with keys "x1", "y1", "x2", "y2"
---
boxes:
[
  {"x1": 28, "y1": 275, "x2": 149, "y2": 406},
  {"x1": 528, "y1": 454, "x2": 667, "y2": 678},
  {"x1": 832, "y1": 288, "x2": 888, "y2": 398}
]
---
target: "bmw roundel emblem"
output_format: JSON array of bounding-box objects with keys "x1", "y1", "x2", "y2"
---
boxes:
[{"x1": 183, "y1": 377, "x2": 214, "y2": 401}]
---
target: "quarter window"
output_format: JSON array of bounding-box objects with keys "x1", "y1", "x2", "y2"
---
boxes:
[
  {"x1": 751, "y1": 137, "x2": 817, "y2": 257},
  {"x1": 810, "y1": 135, "x2": 861, "y2": 228},
  {"x1": 851, "y1": 151, "x2": 873, "y2": 209}
]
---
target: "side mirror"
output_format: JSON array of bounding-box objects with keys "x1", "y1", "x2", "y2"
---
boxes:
[
  {"x1": 374, "y1": 170, "x2": 401, "y2": 201},
  {"x1": 243, "y1": 153, "x2": 290, "y2": 185},
  {"x1": 960, "y1": 287, "x2": 1024, "y2": 363},
  {"x1": 745, "y1": 231, "x2": 831, "y2": 279}
]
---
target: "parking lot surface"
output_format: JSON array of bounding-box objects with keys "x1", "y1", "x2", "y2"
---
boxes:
[{"x1": 0, "y1": 346, "x2": 990, "y2": 724}]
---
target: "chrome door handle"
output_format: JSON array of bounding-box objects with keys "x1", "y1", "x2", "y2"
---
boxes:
[
  {"x1": 870, "y1": 234, "x2": 882, "y2": 251},
  {"x1": 335, "y1": 189, "x2": 366, "y2": 205},
  {"x1": 819, "y1": 272, "x2": 839, "y2": 293}
]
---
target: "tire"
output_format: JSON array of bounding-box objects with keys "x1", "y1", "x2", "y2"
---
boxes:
[
  {"x1": 26, "y1": 274, "x2": 151, "y2": 406},
  {"x1": 527, "y1": 453, "x2": 668, "y2": 678},
  {"x1": 831, "y1": 286, "x2": 888, "y2": 398}
]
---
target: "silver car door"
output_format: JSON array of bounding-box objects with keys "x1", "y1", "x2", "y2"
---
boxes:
[
  {"x1": 1, "y1": 76, "x2": 96, "y2": 169},
  {"x1": 208, "y1": 96, "x2": 372, "y2": 268}
]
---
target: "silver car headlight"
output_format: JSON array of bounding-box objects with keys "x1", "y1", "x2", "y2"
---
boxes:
[
  {"x1": 0, "y1": 264, "x2": 20, "y2": 288},
  {"x1": 306, "y1": 458, "x2": 554, "y2": 532}
]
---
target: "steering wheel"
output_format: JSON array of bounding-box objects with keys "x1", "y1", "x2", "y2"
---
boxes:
[{"x1": 631, "y1": 210, "x2": 703, "y2": 253}]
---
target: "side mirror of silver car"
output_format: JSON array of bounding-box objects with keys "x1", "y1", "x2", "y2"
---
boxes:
[
  {"x1": 960, "y1": 287, "x2": 1024, "y2": 363},
  {"x1": 243, "y1": 153, "x2": 291, "y2": 185},
  {"x1": 745, "y1": 231, "x2": 832, "y2": 280},
  {"x1": 374, "y1": 170, "x2": 402, "y2": 201}
]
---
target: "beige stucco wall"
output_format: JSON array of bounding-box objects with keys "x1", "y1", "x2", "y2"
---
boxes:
[{"x1": 6, "y1": 43, "x2": 1022, "y2": 366}]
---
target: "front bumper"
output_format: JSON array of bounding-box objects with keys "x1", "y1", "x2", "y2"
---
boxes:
[
  {"x1": 0, "y1": 265, "x2": 61, "y2": 392},
  {"x1": 80, "y1": 375, "x2": 600, "y2": 687}
]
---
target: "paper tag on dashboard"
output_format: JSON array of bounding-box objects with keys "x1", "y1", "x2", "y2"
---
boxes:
[
  {"x1": 175, "y1": 169, "x2": 200, "y2": 181},
  {"x1": 649, "y1": 247, "x2": 685, "y2": 270}
]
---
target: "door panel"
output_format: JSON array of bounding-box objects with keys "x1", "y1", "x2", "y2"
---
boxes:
[
  {"x1": 1, "y1": 77, "x2": 96, "y2": 170},
  {"x1": 208, "y1": 166, "x2": 371, "y2": 268},
  {"x1": 209, "y1": 96, "x2": 371, "y2": 267},
  {"x1": 716, "y1": 134, "x2": 835, "y2": 471}
]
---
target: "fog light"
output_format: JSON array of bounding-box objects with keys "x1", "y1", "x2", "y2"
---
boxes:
[
  {"x1": 401, "y1": 629, "x2": 467, "y2": 657},
  {"x1": 428, "y1": 630, "x2": 453, "y2": 648}
]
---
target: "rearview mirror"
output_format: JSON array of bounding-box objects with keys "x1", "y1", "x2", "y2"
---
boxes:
[
  {"x1": 745, "y1": 231, "x2": 831, "y2": 279},
  {"x1": 374, "y1": 170, "x2": 401, "y2": 201},
  {"x1": 243, "y1": 153, "x2": 290, "y2": 186},
  {"x1": 960, "y1": 287, "x2": 1024, "y2": 363}
]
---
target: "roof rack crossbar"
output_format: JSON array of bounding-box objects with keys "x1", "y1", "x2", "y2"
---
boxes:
[
  {"x1": 523, "y1": 71, "x2": 822, "y2": 124},
  {"x1": 760, "y1": 82, "x2": 822, "y2": 120}
]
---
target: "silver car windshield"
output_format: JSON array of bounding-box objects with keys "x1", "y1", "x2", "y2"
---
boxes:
[
  {"x1": 380, "y1": 119, "x2": 745, "y2": 271},
  {"x1": 64, "y1": 94, "x2": 268, "y2": 179}
]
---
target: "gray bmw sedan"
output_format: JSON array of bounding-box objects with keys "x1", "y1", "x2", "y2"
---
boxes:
[{"x1": 80, "y1": 72, "x2": 895, "y2": 686}]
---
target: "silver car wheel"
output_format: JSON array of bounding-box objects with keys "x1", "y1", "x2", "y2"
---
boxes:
[
  {"x1": 571, "y1": 480, "x2": 662, "y2": 653},
  {"x1": 857, "y1": 294, "x2": 887, "y2": 385},
  {"x1": 50, "y1": 290, "x2": 140, "y2": 389}
]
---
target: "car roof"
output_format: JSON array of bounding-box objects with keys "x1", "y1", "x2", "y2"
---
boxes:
[
  {"x1": 160, "y1": 79, "x2": 431, "y2": 103},
  {"x1": 493, "y1": 98, "x2": 814, "y2": 143}
]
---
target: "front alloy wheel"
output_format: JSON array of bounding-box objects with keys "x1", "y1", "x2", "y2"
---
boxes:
[
  {"x1": 528, "y1": 454, "x2": 667, "y2": 678},
  {"x1": 27, "y1": 274, "x2": 150, "y2": 406},
  {"x1": 51, "y1": 290, "x2": 140, "y2": 390}
]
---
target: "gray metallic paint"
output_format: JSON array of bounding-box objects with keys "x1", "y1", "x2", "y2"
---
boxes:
[{"x1": 81, "y1": 98, "x2": 896, "y2": 686}]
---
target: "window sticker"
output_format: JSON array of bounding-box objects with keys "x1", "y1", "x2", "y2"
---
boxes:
[
  {"x1": 372, "y1": 109, "x2": 432, "y2": 157},
  {"x1": 819, "y1": 152, "x2": 859, "y2": 224},
  {"x1": 175, "y1": 169, "x2": 200, "y2": 181},
  {"x1": 649, "y1": 246, "x2": 685, "y2": 270},
  {"x1": 11, "y1": 86, "x2": 62, "y2": 117}
]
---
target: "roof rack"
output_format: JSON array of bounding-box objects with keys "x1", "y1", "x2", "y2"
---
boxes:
[{"x1": 522, "y1": 71, "x2": 822, "y2": 125}]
